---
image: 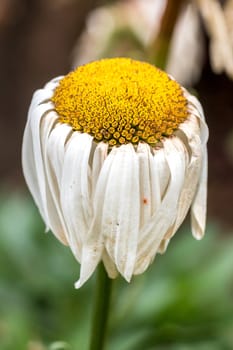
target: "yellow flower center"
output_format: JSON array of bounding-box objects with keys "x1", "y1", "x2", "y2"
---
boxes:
[{"x1": 52, "y1": 58, "x2": 188, "y2": 147}]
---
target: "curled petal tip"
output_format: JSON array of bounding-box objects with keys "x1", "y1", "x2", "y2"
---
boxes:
[
  {"x1": 123, "y1": 270, "x2": 133, "y2": 283},
  {"x1": 74, "y1": 244, "x2": 103, "y2": 288},
  {"x1": 191, "y1": 221, "x2": 206, "y2": 240},
  {"x1": 74, "y1": 279, "x2": 83, "y2": 289}
]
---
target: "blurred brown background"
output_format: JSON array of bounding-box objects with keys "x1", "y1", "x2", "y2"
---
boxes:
[
  {"x1": 0, "y1": 0, "x2": 233, "y2": 226},
  {"x1": 0, "y1": 0, "x2": 104, "y2": 181}
]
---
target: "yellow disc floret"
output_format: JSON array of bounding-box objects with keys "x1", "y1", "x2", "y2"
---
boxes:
[{"x1": 52, "y1": 58, "x2": 188, "y2": 147}]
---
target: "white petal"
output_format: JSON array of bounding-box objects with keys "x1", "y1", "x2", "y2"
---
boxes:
[
  {"x1": 191, "y1": 146, "x2": 208, "y2": 239},
  {"x1": 157, "y1": 238, "x2": 170, "y2": 254},
  {"x1": 39, "y1": 111, "x2": 69, "y2": 240},
  {"x1": 75, "y1": 245, "x2": 103, "y2": 289},
  {"x1": 23, "y1": 100, "x2": 55, "y2": 227},
  {"x1": 158, "y1": 110, "x2": 208, "y2": 252},
  {"x1": 47, "y1": 123, "x2": 72, "y2": 187},
  {"x1": 91, "y1": 142, "x2": 109, "y2": 193},
  {"x1": 184, "y1": 90, "x2": 209, "y2": 145},
  {"x1": 76, "y1": 144, "x2": 141, "y2": 287},
  {"x1": 29, "y1": 89, "x2": 53, "y2": 109},
  {"x1": 161, "y1": 116, "x2": 202, "y2": 244},
  {"x1": 101, "y1": 144, "x2": 140, "y2": 281},
  {"x1": 43, "y1": 122, "x2": 73, "y2": 245},
  {"x1": 102, "y1": 249, "x2": 118, "y2": 279},
  {"x1": 75, "y1": 149, "x2": 116, "y2": 288},
  {"x1": 137, "y1": 143, "x2": 161, "y2": 227},
  {"x1": 135, "y1": 137, "x2": 186, "y2": 274},
  {"x1": 152, "y1": 144, "x2": 170, "y2": 199},
  {"x1": 60, "y1": 132, "x2": 93, "y2": 261},
  {"x1": 28, "y1": 76, "x2": 61, "y2": 113},
  {"x1": 44, "y1": 76, "x2": 63, "y2": 91},
  {"x1": 184, "y1": 92, "x2": 208, "y2": 240},
  {"x1": 183, "y1": 90, "x2": 204, "y2": 118},
  {"x1": 22, "y1": 116, "x2": 42, "y2": 212}
]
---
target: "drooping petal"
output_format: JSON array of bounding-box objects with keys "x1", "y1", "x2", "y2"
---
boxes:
[
  {"x1": 22, "y1": 115, "x2": 42, "y2": 214},
  {"x1": 157, "y1": 238, "x2": 170, "y2": 255},
  {"x1": 158, "y1": 115, "x2": 202, "y2": 253},
  {"x1": 75, "y1": 146, "x2": 117, "y2": 288},
  {"x1": 43, "y1": 122, "x2": 73, "y2": 245},
  {"x1": 184, "y1": 90, "x2": 209, "y2": 145},
  {"x1": 60, "y1": 132, "x2": 93, "y2": 261},
  {"x1": 137, "y1": 142, "x2": 161, "y2": 228},
  {"x1": 39, "y1": 110, "x2": 72, "y2": 246},
  {"x1": 185, "y1": 93, "x2": 208, "y2": 239},
  {"x1": 152, "y1": 144, "x2": 170, "y2": 199},
  {"x1": 176, "y1": 116, "x2": 203, "y2": 222},
  {"x1": 23, "y1": 100, "x2": 56, "y2": 228},
  {"x1": 102, "y1": 249, "x2": 118, "y2": 279},
  {"x1": 76, "y1": 144, "x2": 140, "y2": 287},
  {"x1": 91, "y1": 141, "x2": 109, "y2": 193},
  {"x1": 46, "y1": 123, "x2": 73, "y2": 187},
  {"x1": 134, "y1": 144, "x2": 170, "y2": 272},
  {"x1": 191, "y1": 145, "x2": 208, "y2": 239},
  {"x1": 101, "y1": 144, "x2": 140, "y2": 281},
  {"x1": 135, "y1": 137, "x2": 186, "y2": 274}
]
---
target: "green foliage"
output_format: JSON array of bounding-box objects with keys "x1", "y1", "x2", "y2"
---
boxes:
[{"x1": 0, "y1": 189, "x2": 233, "y2": 350}]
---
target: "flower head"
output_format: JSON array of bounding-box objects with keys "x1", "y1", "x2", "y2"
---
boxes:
[{"x1": 22, "y1": 58, "x2": 208, "y2": 288}]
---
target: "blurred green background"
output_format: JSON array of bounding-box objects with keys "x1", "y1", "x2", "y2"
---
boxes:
[
  {"x1": 1, "y1": 190, "x2": 233, "y2": 350},
  {"x1": 1, "y1": 0, "x2": 233, "y2": 349}
]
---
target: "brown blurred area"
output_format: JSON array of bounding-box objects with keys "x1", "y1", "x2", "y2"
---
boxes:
[
  {"x1": 0, "y1": 0, "x2": 233, "y2": 227},
  {"x1": 0, "y1": 0, "x2": 103, "y2": 182},
  {"x1": 196, "y1": 62, "x2": 233, "y2": 228}
]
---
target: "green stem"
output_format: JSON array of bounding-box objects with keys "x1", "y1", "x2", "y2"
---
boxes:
[{"x1": 89, "y1": 263, "x2": 113, "y2": 350}]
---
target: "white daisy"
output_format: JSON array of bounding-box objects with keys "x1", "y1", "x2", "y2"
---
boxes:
[{"x1": 22, "y1": 58, "x2": 208, "y2": 288}]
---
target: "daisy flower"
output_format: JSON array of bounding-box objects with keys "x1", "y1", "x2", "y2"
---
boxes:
[{"x1": 22, "y1": 58, "x2": 208, "y2": 288}]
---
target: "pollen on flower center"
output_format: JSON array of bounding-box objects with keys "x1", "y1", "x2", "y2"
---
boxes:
[{"x1": 52, "y1": 58, "x2": 188, "y2": 147}]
